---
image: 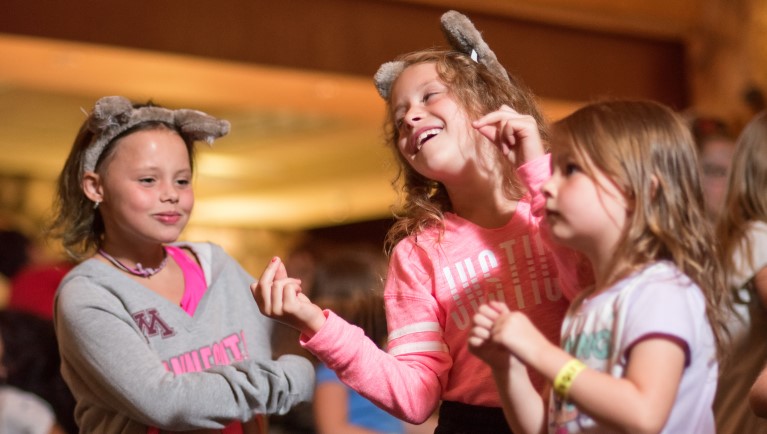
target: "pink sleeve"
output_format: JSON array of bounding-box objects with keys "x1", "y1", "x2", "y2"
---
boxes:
[
  {"x1": 517, "y1": 153, "x2": 551, "y2": 218},
  {"x1": 518, "y1": 154, "x2": 594, "y2": 300},
  {"x1": 300, "y1": 242, "x2": 451, "y2": 424}
]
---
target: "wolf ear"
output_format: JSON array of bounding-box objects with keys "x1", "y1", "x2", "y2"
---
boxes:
[
  {"x1": 440, "y1": 10, "x2": 509, "y2": 83},
  {"x1": 81, "y1": 96, "x2": 230, "y2": 174},
  {"x1": 373, "y1": 61, "x2": 405, "y2": 100},
  {"x1": 174, "y1": 109, "x2": 231, "y2": 145},
  {"x1": 372, "y1": 10, "x2": 510, "y2": 101},
  {"x1": 88, "y1": 96, "x2": 135, "y2": 134}
]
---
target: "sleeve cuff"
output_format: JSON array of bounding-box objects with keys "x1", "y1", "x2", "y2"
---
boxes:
[
  {"x1": 517, "y1": 153, "x2": 551, "y2": 189},
  {"x1": 300, "y1": 310, "x2": 366, "y2": 369}
]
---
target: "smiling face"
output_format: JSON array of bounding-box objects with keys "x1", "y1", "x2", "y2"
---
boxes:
[
  {"x1": 92, "y1": 128, "x2": 194, "y2": 249},
  {"x1": 390, "y1": 62, "x2": 478, "y2": 182},
  {"x1": 542, "y1": 145, "x2": 628, "y2": 262}
]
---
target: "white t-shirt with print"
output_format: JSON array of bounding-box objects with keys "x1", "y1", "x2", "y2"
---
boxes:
[{"x1": 549, "y1": 261, "x2": 717, "y2": 434}]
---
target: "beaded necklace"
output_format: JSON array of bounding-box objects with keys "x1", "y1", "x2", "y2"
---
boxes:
[{"x1": 98, "y1": 247, "x2": 169, "y2": 278}]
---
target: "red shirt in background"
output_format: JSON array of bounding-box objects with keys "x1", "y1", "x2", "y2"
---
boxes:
[{"x1": 8, "y1": 262, "x2": 73, "y2": 320}]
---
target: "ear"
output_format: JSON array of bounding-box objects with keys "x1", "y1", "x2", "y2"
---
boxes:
[{"x1": 82, "y1": 171, "x2": 104, "y2": 203}]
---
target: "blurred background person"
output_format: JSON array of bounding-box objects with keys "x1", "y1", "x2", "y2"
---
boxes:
[
  {"x1": 714, "y1": 111, "x2": 767, "y2": 432},
  {"x1": 689, "y1": 115, "x2": 737, "y2": 221},
  {"x1": 0, "y1": 229, "x2": 73, "y2": 320},
  {"x1": 0, "y1": 309, "x2": 77, "y2": 433}
]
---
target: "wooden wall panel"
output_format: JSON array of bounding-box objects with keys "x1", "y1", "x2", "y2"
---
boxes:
[{"x1": 1, "y1": 0, "x2": 687, "y2": 107}]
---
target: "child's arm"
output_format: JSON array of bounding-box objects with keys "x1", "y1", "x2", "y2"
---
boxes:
[
  {"x1": 469, "y1": 303, "x2": 547, "y2": 434},
  {"x1": 251, "y1": 257, "x2": 326, "y2": 337},
  {"x1": 253, "y1": 252, "x2": 448, "y2": 424},
  {"x1": 560, "y1": 339, "x2": 684, "y2": 433},
  {"x1": 493, "y1": 357, "x2": 547, "y2": 434},
  {"x1": 487, "y1": 301, "x2": 686, "y2": 433}
]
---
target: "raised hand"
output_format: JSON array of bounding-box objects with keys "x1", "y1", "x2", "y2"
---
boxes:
[
  {"x1": 472, "y1": 105, "x2": 545, "y2": 167},
  {"x1": 485, "y1": 301, "x2": 548, "y2": 365},
  {"x1": 468, "y1": 302, "x2": 513, "y2": 370},
  {"x1": 251, "y1": 257, "x2": 325, "y2": 337}
]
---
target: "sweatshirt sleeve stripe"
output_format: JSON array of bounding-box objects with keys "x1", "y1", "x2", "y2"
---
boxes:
[
  {"x1": 388, "y1": 341, "x2": 449, "y2": 356},
  {"x1": 388, "y1": 321, "x2": 443, "y2": 340}
]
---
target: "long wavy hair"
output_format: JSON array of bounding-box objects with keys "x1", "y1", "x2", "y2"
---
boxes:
[
  {"x1": 552, "y1": 100, "x2": 730, "y2": 359},
  {"x1": 381, "y1": 49, "x2": 547, "y2": 254},
  {"x1": 715, "y1": 111, "x2": 767, "y2": 283},
  {"x1": 48, "y1": 102, "x2": 196, "y2": 260}
]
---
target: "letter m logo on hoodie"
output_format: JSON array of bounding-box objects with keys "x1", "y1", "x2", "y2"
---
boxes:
[{"x1": 132, "y1": 308, "x2": 176, "y2": 339}]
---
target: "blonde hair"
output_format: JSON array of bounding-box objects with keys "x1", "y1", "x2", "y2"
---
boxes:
[
  {"x1": 552, "y1": 100, "x2": 729, "y2": 357},
  {"x1": 716, "y1": 111, "x2": 767, "y2": 280},
  {"x1": 383, "y1": 49, "x2": 546, "y2": 253}
]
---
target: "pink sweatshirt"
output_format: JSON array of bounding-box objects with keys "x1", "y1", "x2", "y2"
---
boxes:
[{"x1": 302, "y1": 155, "x2": 585, "y2": 423}]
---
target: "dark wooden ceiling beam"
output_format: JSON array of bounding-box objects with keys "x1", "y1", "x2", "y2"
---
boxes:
[{"x1": 0, "y1": 0, "x2": 687, "y2": 107}]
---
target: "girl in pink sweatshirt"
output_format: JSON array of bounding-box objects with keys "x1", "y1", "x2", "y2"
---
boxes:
[{"x1": 253, "y1": 11, "x2": 588, "y2": 434}]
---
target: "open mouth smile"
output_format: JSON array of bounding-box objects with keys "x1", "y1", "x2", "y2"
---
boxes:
[{"x1": 411, "y1": 128, "x2": 442, "y2": 154}]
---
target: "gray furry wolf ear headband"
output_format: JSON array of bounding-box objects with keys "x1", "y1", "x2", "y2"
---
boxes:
[
  {"x1": 81, "y1": 95, "x2": 230, "y2": 174},
  {"x1": 373, "y1": 10, "x2": 510, "y2": 100}
]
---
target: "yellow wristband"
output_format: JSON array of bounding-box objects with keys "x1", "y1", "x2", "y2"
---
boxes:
[{"x1": 553, "y1": 359, "x2": 586, "y2": 398}]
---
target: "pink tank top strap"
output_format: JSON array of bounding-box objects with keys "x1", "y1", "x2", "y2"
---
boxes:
[
  {"x1": 147, "y1": 421, "x2": 247, "y2": 433},
  {"x1": 165, "y1": 245, "x2": 207, "y2": 316},
  {"x1": 147, "y1": 246, "x2": 251, "y2": 434}
]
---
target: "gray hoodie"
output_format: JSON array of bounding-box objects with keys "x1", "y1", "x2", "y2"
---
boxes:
[{"x1": 54, "y1": 242, "x2": 313, "y2": 433}]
